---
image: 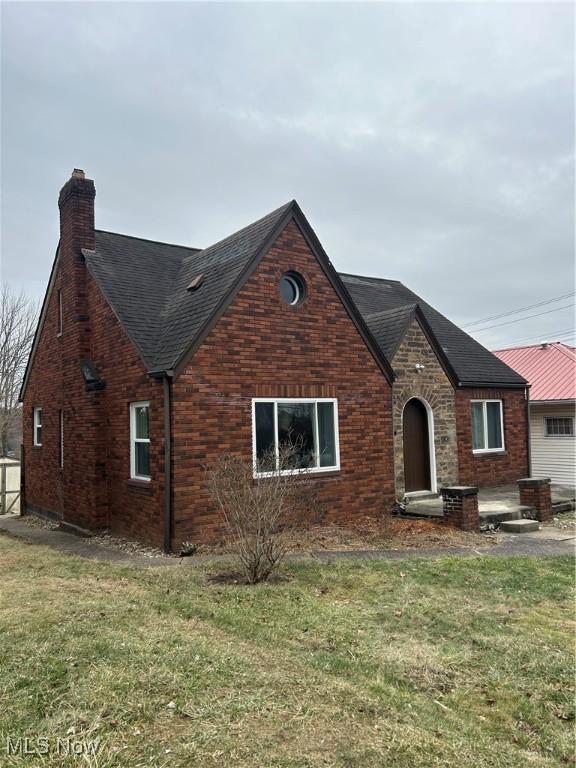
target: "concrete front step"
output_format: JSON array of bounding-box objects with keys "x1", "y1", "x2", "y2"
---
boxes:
[
  {"x1": 479, "y1": 506, "x2": 535, "y2": 524},
  {"x1": 500, "y1": 519, "x2": 540, "y2": 533},
  {"x1": 479, "y1": 510, "x2": 521, "y2": 524}
]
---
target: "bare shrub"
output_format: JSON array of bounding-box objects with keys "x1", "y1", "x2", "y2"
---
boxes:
[{"x1": 206, "y1": 442, "x2": 318, "y2": 584}]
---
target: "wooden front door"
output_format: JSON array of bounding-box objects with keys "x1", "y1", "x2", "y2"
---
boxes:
[{"x1": 403, "y1": 399, "x2": 431, "y2": 492}]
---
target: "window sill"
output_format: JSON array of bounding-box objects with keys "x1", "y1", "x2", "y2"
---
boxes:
[
  {"x1": 127, "y1": 478, "x2": 152, "y2": 492},
  {"x1": 472, "y1": 450, "x2": 507, "y2": 457},
  {"x1": 254, "y1": 469, "x2": 341, "y2": 482}
]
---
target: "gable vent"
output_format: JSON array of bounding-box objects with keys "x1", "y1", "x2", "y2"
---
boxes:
[{"x1": 187, "y1": 274, "x2": 204, "y2": 291}]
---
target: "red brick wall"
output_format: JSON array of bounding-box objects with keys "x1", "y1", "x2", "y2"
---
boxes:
[
  {"x1": 23, "y1": 174, "x2": 165, "y2": 545},
  {"x1": 455, "y1": 388, "x2": 528, "y2": 486},
  {"x1": 170, "y1": 220, "x2": 395, "y2": 546},
  {"x1": 86, "y1": 271, "x2": 166, "y2": 544}
]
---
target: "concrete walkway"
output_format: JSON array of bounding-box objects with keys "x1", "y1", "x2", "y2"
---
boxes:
[{"x1": 0, "y1": 514, "x2": 573, "y2": 568}]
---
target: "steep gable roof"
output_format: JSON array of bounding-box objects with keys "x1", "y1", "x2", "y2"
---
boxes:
[
  {"x1": 151, "y1": 202, "x2": 294, "y2": 373},
  {"x1": 340, "y1": 273, "x2": 527, "y2": 388},
  {"x1": 84, "y1": 202, "x2": 394, "y2": 380},
  {"x1": 365, "y1": 304, "x2": 417, "y2": 360},
  {"x1": 24, "y1": 199, "x2": 527, "y2": 395},
  {"x1": 364, "y1": 303, "x2": 458, "y2": 384},
  {"x1": 85, "y1": 231, "x2": 199, "y2": 367},
  {"x1": 493, "y1": 342, "x2": 576, "y2": 401}
]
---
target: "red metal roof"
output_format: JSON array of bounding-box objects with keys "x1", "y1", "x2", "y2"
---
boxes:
[{"x1": 493, "y1": 342, "x2": 576, "y2": 402}]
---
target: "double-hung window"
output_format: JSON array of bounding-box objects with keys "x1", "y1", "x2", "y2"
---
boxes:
[
  {"x1": 252, "y1": 398, "x2": 340, "y2": 475},
  {"x1": 33, "y1": 408, "x2": 42, "y2": 447},
  {"x1": 130, "y1": 402, "x2": 150, "y2": 480},
  {"x1": 545, "y1": 417, "x2": 574, "y2": 437},
  {"x1": 471, "y1": 400, "x2": 504, "y2": 453}
]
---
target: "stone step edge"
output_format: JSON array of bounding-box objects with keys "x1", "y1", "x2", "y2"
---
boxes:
[{"x1": 500, "y1": 519, "x2": 540, "y2": 533}]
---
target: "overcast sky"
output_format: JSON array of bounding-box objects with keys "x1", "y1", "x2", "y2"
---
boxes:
[{"x1": 1, "y1": 2, "x2": 574, "y2": 351}]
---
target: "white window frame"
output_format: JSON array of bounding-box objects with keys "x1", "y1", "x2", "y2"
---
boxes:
[
  {"x1": 252, "y1": 397, "x2": 340, "y2": 478},
  {"x1": 33, "y1": 407, "x2": 42, "y2": 447},
  {"x1": 57, "y1": 289, "x2": 63, "y2": 337},
  {"x1": 130, "y1": 401, "x2": 151, "y2": 481},
  {"x1": 544, "y1": 416, "x2": 574, "y2": 438},
  {"x1": 471, "y1": 399, "x2": 505, "y2": 454},
  {"x1": 59, "y1": 410, "x2": 64, "y2": 468}
]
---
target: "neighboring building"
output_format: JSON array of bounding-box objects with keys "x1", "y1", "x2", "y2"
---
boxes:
[
  {"x1": 20, "y1": 171, "x2": 528, "y2": 549},
  {"x1": 494, "y1": 343, "x2": 576, "y2": 485}
]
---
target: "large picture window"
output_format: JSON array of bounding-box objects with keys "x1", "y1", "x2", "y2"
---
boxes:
[
  {"x1": 471, "y1": 400, "x2": 504, "y2": 453},
  {"x1": 130, "y1": 402, "x2": 150, "y2": 480},
  {"x1": 252, "y1": 398, "x2": 340, "y2": 475}
]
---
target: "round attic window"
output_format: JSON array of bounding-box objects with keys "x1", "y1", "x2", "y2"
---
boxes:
[{"x1": 279, "y1": 272, "x2": 305, "y2": 306}]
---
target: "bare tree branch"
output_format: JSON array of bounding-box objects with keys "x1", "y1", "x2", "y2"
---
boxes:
[{"x1": 0, "y1": 284, "x2": 38, "y2": 456}]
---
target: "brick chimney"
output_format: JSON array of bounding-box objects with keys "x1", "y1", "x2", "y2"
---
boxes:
[
  {"x1": 56, "y1": 169, "x2": 107, "y2": 531},
  {"x1": 58, "y1": 169, "x2": 95, "y2": 357},
  {"x1": 58, "y1": 168, "x2": 95, "y2": 248}
]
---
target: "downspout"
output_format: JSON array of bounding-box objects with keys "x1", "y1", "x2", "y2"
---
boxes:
[
  {"x1": 525, "y1": 384, "x2": 532, "y2": 477},
  {"x1": 163, "y1": 374, "x2": 173, "y2": 553}
]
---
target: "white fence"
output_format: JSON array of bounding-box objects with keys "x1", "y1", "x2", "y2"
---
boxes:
[{"x1": 0, "y1": 458, "x2": 21, "y2": 515}]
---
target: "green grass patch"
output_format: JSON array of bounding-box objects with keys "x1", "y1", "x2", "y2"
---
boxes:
[{"x1": 0, "y1": 536, "x2": 574, "y2": 767}]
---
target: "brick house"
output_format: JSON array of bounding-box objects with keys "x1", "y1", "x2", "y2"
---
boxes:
[{"x1": 20, "y1": 171, "x2": 529, "y2": 550}]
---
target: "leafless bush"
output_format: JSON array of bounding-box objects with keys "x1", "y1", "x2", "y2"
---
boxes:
[{"x1": 206, "y1": 442, "x2": 318, "y2": 584}]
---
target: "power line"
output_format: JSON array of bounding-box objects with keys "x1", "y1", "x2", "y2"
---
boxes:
[
  {"x1": 499, "y1": 330, "x2": 573, "y2": 347},
  {"x1": 492, "y1": 328, "x2": 575, "y2": 348},
  {"x1": 471, "y1": 303, "x2": 575, "y2": 333},
  {"x1": 463, "y1": 291, "x2": 576, "y2": 328},
  {"x1": 492, "y1": 329, "x2": 575, "y2": 348}
]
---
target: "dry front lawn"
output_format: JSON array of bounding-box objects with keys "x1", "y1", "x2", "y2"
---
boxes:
[{"x1": 0, "y1": 535, "x2": 573, "y2": 767}]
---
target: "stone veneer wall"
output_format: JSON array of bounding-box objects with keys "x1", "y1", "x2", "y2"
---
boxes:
[{"x1": 392, "y1": 318, "x2": 458, "y2": 497}]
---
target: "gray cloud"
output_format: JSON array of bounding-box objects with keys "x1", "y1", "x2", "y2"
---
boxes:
[{"x1": 1, "y1": 2, "x2": 573, "y2": 351}]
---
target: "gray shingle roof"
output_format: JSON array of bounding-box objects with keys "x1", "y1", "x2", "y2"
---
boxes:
[
  {"x1": 84, "y1": 203, "x2": 526, "y2": 388},
  {"x1": 340, "y1": 273, "x2": 527, "y2": 387},
  {"x1": 85, "y1": 231, "x2": 197, "y2": 367},
  {"x1": 151, "y1": 202, "x2": 293, "y2": 372},
  {"x1": 85, "y1": 202, "x2": 293, "y2": 371},
  {"x1": 364, "y1": 304, "x2": 417, "y2": 360}
]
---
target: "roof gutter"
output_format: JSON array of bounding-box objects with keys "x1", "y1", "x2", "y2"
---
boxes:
[
  {"x1": 528, "y1": 398, "x2": 576, "y2": 406},
  {"x1": 456, "y1": 381, "x2": 529, "y2": 389}
]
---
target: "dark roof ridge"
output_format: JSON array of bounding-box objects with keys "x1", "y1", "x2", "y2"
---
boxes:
[
  {"x1": 95, "y1": 229, "x2": 202, "y2": 253},
  {"x1": 366, "y1": 303, "x2": 417, "y2": 319},
  {"x1": 338, "y1": 271, "x2": 402, "y2": 285},
  {"x1": 181, "y1": 200, "x2": 295, "y2": 266}
]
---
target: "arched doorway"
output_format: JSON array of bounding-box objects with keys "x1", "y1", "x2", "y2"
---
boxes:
[{"x1": 403, "y1": 398, "x2": 433, "y2": 493}]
